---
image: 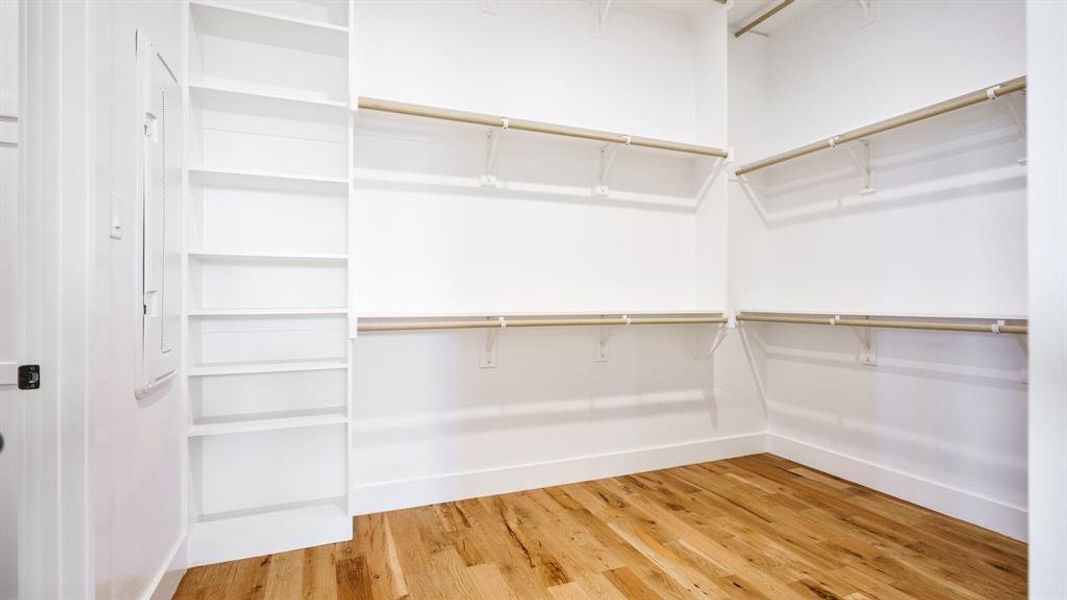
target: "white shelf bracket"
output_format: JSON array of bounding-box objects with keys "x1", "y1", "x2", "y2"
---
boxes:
[
  {"x1": 1014, "y1": 333, "x2": 1028, "y2": 385},
  {"x1": 595, "y1": 138, "x2": 627, "y2": 196},
  {"x1": 595, "y1": 322, "x2": 612, "y2": 362},
  {"x1": 996, "y1": 91, "x2": 1027, "y2": 164},
  {"x1": 703, "y1": 311, "x2": 736, "y2": 360},
  {"x1": 842, "y1": 316, "x2": 877, "y2": 365},
  {"x1": 480, "y1": 0, "x2": 496, "y2": 15},
  {"x1": 842, "y1": 139, "x2": 876, "y2": 195},
  {"x1": 703, "y1": 327, "x2": 730, "y2": 360},
  {"x1": 855, "y1": 0, "x2": 876, "y2": 27},
  {"x1": 597, "y1": 0, "x2": 615, "y2": 36},
  {"x1": 736, "y1": 173, "x2": 771, "y2": 224},
  {"x1": 481, "y1": 317, "x2": 505, "y2": 368},
  {"x1": 695, "y1": 148, "x2": 732, "y2": 207},
  {"x1": 481, "y1": 119, "x2": 509, "y2": 187}
]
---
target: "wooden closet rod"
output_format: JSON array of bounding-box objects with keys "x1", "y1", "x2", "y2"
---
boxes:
[
  {"x1": 735, "y1": 75, "x2": 1027, "y2": 175},
  {"x1": 358, "y1": 314, "x2": 728, "y2": 333},
  {"x1": 734, "y1": 0, "x2": 794, "y2": 38},
  {"x1": 356, "y1": 97, "x2": 729, "y2": 158},
  {"x1": 737, "y1": 313, "x2": 1028, "y2": 335}
]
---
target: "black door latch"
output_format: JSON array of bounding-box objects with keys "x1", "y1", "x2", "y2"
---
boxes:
[{"x1": 18, "y1": 365, "x2": 40, "y2": 390}]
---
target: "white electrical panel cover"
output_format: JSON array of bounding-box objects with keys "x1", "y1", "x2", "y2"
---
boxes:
[{"x1": 137, "y1": 31, "x2": 182, "y2": 397}]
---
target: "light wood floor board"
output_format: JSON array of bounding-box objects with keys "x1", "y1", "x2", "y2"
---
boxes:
[{"x1": 174, "y1": 454, "x2": 1026, "y2": 599}]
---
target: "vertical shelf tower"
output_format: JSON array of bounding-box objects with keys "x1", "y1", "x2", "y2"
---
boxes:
[{"x1": 183, "y1": 0, "x2": 355, "y2": 566}]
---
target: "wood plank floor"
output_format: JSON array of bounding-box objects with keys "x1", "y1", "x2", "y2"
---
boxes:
[{"x1": 174, "y1": 454, "x2": 1027, "y2": 599}]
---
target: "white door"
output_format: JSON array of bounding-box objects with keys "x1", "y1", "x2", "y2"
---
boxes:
[{"x1": 0, "y1": 2, "x2": 20, "y2": 596}]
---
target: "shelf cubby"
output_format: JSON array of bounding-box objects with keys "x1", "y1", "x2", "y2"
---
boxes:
[{"x1": 189, "y1": 0, "x2": 348, "y2": 105}]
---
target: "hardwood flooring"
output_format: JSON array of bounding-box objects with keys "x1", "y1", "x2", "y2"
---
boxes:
[{"x1": 174, "y1": 454, "x2": 1027, "y2": 599}]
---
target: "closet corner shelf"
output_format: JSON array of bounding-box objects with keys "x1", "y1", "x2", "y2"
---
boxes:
[
  {"x1": 735, "y1": 75, "x2": 1027, "y2": 176},
  {"x1": 187, "y1": 250, "x2": 348, "y2": 262},
  {"x1": 188, "y1": 412, "x2": 348, "y2": 437},
  {"x1": 355, "y1": 96, "x2": 728, "y2": 159},
  {"x1": 357, "y1": 311, "x2": 729, "y2": 333},
  {"x1": 736, "y1": 310, "x2": 1028, "y2": 335},
  {"x1": 188, "y1": 307, "x2": 349, "y2": 317},
  {"x1": 188, "y1": 360, "x2": 350, "y2": 377},
  {"x1": 186, "y1": 499, "x2": 350, "y2": 568},
  {"x1": 189, "y1": 80, "x2": 349, "y2": 111}
]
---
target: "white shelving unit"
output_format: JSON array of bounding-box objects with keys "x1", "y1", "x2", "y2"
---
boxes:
[{"x1": 183, "y1": 0, "x2": 354, "y2": 567}]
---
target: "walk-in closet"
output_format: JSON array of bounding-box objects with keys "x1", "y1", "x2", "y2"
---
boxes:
[{"x1": 1, "y1": 1, "x2": 1064, "y2": 598}]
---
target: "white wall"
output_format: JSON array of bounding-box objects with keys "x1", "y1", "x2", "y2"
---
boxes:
[
  {"x1": 0, "y1": 2, "x2": 19, "y2": 596},
  {"x1": 1026, "y1": 0, "x2": 1067, "y2": 595},
  {"x1": 93, "y1": 2, "x2": 187, "y2": 598},
  {"x1": 349, "y1": 1, "x2": 760, "y2": 510},
  {"x1": 730, "y1": 0, "x2": 1026, "y2": 316},
  {"x1": 353, "y1": 325, "x2": 764, "y2": 513},
  {"x1": 728, "y1": 0, "x2": 1029, "y2": 539},
  {"x1": 353, "y1": 0, "x2": 728, "y2": 315}
]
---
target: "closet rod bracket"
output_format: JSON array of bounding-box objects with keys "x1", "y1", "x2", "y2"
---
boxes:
[
  {"x1": 736, "y1": 173, "x2": 771, "y2": 223},
  {"x1": 597, "y1": 0, "x2": 615, "y2": 36},
  {"x1": 854, "y1": 0, "x2": 876, "y2": 27},
  {"x1": 840, "y1": 315, "x2": 877, "y2": 365},
  {"x1": 996, "y1": 92, "x2": 1028, "y2": 164},
  {"x1": 481, "y1": 317, "x2": 506, "y2": 368},
  {"x1": 695, "y1": 148, "x2": 733, "y2": 207},
  {"x1": 703, "y1": 312, "x2": 737, "y2": 360},
  {"x1": 842, "y1": 139, "x2": 876, "y2": 195},
  {"x1": 704, "y1": 326, "x2": 730, "y2": 360},
  {"x1": 595, "y1": 320, "x2": 614, "y2": 362},
  {"x1": 481, "y1": 119, "x2": 509, "y2": 187},
  {"x1": 1013, "y1": 332, "x2": 1028, "y2": 385},
  {"x1": 595, "y1": 137, "x2": 629, "y2": 196}
]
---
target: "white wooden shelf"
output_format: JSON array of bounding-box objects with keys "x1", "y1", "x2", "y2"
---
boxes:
[
  {"x1": 189, "y1": 79, "x2": 349, "y2": 111},
  {"x1": 184, "y1": 0, "x2": 356, "y2": 569},
  {"x1": 189, "y1": 411, "x2": 348, "y2": 437},
  {"x1": 190, "y1": 0, "x2": 348, "y2": 57},
  {"x1": 188, "y1": 307, "x2": 348, "y2": 317},
  {"x1": 188, "y1": 360, "x2": 349, "y2": 377},
  {"x1": 186, "y1": 498, "x2": 350, "y2": 567},
  {"x1": 355, "y1": 308, "x2": 729, "y2": 319},
  {"x1": 188, "y1": 166, "x2": 349, "y2": 190},
  {"x1": 190, "y1": 0, "x2": 349, "y2": 34},
  {"x1": 187, "y1": 250, "x2": 348, "y2": 262}
]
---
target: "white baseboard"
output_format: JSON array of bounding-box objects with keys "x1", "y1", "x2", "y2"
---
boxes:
[
  {"x1": 767, "y1": 432, "x2": 1028, "y2": 541},
  {"x1": 351, "y1": 433, "x2": 767, "y2": 515},
  {"x1": 145, "y1": 533, "x2": 186, "y2": 600}
]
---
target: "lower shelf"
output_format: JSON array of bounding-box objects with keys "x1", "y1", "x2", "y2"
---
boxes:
[
  {"x1": 186, "y1": 498, "x2": 351, "y2": 567},
  {"x1": 188, "y1": 411, "x2": 348, "y2": 437},
  {"x1": 188, "y1": 360, "x2": 349, "y2": 376}
]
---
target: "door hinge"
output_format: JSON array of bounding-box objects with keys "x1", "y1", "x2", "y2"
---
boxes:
[{"x1": 18, "y1": 365, "x2": 40, "y2": 390}]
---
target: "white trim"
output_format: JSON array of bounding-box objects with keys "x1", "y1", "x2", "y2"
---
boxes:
[
  {"x1": 145, "y1": 533, "x2": 187, "y2": 600},
  {"x1": 766, "y1": 432, "x2": 1028, "y2": 541},
  {"x1": 351, "y1": 433, "x2": 767, "y2": 515}
]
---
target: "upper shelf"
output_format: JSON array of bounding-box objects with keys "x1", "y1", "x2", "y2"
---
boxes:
[
  {"x1": 355, "y1": 96, "x2": 728, "y2": 159},
  {"x1": 189, "y1": 80, "x2": 348, "y2": 112},
  {"x1": 190, "y1": 0, "x2": 348, "y2": 57},
  {"x1": 735, "y1": 76, "x2": 1027, "y2": 176}
]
